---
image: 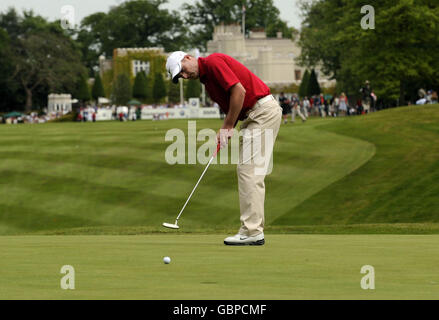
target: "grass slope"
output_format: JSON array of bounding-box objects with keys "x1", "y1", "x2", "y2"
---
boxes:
[
  {"x1": 273, "y1": 105, "x2": 439, "y2": 226},
  {"x1": 0, "y1": 105, "x2": 437, "y2": 234}
]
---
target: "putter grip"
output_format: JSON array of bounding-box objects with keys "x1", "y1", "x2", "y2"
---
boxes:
[{"x1": 214, "y1": 143, "x2": 221, "y2": 157}]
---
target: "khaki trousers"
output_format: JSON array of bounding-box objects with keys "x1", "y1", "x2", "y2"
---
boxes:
[
  {"x1": 237, "y1": 97, "x2": 282, "y2": 236},
  {"x1": 292, "y1": 105, "x2": 307, "y2": 122}
]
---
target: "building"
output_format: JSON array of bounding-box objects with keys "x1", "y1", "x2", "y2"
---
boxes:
[
  {"x1": 47, "y1": 94, "x2": 73, "y2": 114},
  {"x1": 99, "y1": 47, "x2": 167, "y2": 79},
  {"x1": 98, "y1": 47, "x2": 168, "y2": 104},
  {"x1": 96, "y1": 26, "x2": 335, "y2": 105},
  {"x1": 207, "y1": 24, "x2": 335, "y2": 88}
]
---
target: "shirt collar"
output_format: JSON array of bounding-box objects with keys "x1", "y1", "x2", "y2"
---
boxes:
[{"x1": 198, "y1": 57, "x2": 207, "y2": 83}]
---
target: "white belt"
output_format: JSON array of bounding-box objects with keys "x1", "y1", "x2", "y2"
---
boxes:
[
  {"x1": 246, "y1": 95, "x2": 275, "y2": 117},
  {"x1": 254, "y1": 94, "x2": 275, "y2": 108}
]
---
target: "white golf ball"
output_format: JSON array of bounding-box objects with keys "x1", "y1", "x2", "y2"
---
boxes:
[{"x1": 163, "y1": 256, "x2": 171, "y2": 264}]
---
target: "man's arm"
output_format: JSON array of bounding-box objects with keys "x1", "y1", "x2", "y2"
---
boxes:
[
  {"x1": 217, "y1": 82, "x2": 246, "y2": 148},
  {"x1": 223, "y1": 82, "x2": 246, "y2": 129}
]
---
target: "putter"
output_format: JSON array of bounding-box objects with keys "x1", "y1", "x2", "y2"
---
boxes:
[{"x1": 163, "y1": 143, "x2": 221, "y2": 229}]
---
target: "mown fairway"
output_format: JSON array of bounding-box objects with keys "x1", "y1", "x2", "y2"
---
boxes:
[
  {"x1": 2, "y1": 105, "x2": 438, "y2": 235},
  {"x1": 1, "y1": 235, "x2": 439, "y2": 300},
  {"x1": 0, "y1": 113, "x2": 376, "y2": 234}
]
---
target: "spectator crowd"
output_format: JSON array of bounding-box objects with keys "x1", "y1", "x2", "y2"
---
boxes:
[
  {"x1": 2, "y1": 80, "x2": 438, "y2": 125},
  {"x1": 278, "y1": 84, "x2": 378, "y2": 124},
  {"x1": 415, "y1": 89, "x2": 438, "y2": 105}
]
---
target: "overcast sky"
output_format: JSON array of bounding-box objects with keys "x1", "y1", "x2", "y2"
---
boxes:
[{"x1": 0, "y1": 0, "x2": 303, "y2": 29}]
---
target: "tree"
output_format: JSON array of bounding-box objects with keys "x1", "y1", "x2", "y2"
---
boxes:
[
  {"x1": 10, "y1": 31, "x2": 86, "y2": 112},
  {"x1": 153, "y1": 72, "x2": 166, "y2": 103},
  {"x1": 167, "y1": 79, "x2": 181, "y2": 104},
  {"x1": 0, "y1": 27, "x2": 16, "y2": 112},
  {"x1": 1, "y1": 9, "x2": 86, "y2": 112},
  {"x1": 112, "y1": 73, "x2": 132, "y2": 106},
  {"x1": 186, "y1": 80, "x2": 201, "y2": 99},
  {"x1": 182, "y1": 0, "x2": 297, "y2": 50},
  {"x1": 299, "y1": 0, "x2": 439, "y2": 104},
  {"x1": 299, "y1": 69, "x2": 310, "y2": 98},
  {"x1": 308, "y1": 69, "x2": 321, "y2": 96},
  {"x1": 92, "y1": 73, "x2": 105, "y2": 101},
  {"x1": 76, "y1": 0, "x2": 189, "y2": 73},
  {"x1": 76, "y1": 74, "x2": 91, "y2": 104},
  {"x1": 132, "y1": 71, "x2": 148, "y2": 101}
]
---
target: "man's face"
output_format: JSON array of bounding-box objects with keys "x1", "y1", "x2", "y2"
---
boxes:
[{"x1": 179, "y1": 55, "x2": 199, "y2": 80}]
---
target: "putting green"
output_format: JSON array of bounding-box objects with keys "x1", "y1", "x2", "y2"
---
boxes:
[{"x1": 1, "y1": 234, "x2": 438, "y2": 299}]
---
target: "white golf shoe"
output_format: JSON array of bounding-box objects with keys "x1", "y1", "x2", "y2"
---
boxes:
[{"x1": 224, "y1": 232, "x2": 265, "y2": 246}]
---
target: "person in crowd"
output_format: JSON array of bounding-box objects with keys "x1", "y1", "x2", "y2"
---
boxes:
[
  {"x1": 318, "y1": 94, "x2": 326, "y2": 117},
  {"x1": 348, "y1": 105, "x2": 357, "y2": 116},
  {"x1": 431, "y1": 91, "x2": 438, "y2": 104},
  {"x1": 291, "y1": 93, "x2": 306, "y2": 123},
  {"x1": 339, "y1": 93, "x2": 348, "y2": 116},
  {"x1": 416, "y1": 88, "x2": 428, "y2": 105},
  {"x1": 371, "y1": 90, "x2": 377, "y2": 111},
  {"x1": 331, "y1": 94, "x2": 339, "y2": 117},
  {"x1": 357, "y1": 99, "x2": 364, "y2": 114},
  {"x1": 312, "y1": 95, "x2": 319, "y2": 116},
  {"x1": 279, "y1": 92, "x2": 291, "y2": 124},
  {"x1": 360, "y1": 80, "x2": 372, "y2": 114},
  {"x1": 426, "y1": 90, "x2": 434, "y2": 104},
  {"x1": 301, "y1": 96, "x2": 310, "y2": 119},
  {"x1": 323, "y1": 95, "x2": 329, "y2": 117}
]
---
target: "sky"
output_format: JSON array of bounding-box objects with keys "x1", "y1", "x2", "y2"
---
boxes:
[{"x1": 0, "y1": 0, "x2": 303, "y2": 29}]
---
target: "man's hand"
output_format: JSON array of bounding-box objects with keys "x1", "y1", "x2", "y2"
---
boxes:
[
  {"x1": 217, "y1": 125, "x2": 234, "y2": 149},
  {"x1": 216, "y1": 82, "x2": 245, "y2": 148}
]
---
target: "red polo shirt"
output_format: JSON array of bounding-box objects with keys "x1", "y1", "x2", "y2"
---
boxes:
[{"x1": 198, "y1": 53, "x2": 270, "y2": 121}]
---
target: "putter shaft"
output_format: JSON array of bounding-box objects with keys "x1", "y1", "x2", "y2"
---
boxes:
[{"x1": 174, "y1": 144, "x2": 220, "y2": 223}]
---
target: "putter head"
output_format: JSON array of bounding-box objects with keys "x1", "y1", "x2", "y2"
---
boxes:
[{"x1": 162, "y1": 222, "x2": 179, "y2": 229}]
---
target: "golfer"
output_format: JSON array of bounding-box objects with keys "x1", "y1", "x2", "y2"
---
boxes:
[{"x1": 166, "y1": 51, "x2": 282, "y2": 245}]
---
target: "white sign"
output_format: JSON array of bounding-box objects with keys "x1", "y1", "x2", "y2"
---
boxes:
[
  {"x1": 189, "y1": 98, "x2": 200, "y2": 108},
  {"x1": 141, "y1": 107, "x2": 219, "y2": 120},
  {"x1": 96, "y1": 108, "x2": 113, "y2": 121}
]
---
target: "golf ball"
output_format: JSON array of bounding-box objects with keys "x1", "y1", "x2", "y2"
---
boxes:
[{"x1": 163, "y1": 256, "x2": 171, "y2": 264}]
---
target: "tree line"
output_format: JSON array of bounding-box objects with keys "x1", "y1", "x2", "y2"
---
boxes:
[
  {"x1": 0, "y1": 0, "x2": 293, "y2": 112},
  {"x1": 2, "y1": 0, "x2": 437, "y2": 112},
  {"x1": 298, "y1": 0, "x2": 439, "y2": 106}
]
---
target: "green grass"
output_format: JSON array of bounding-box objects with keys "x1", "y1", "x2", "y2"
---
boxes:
[
  {"x1": 273, "y1": 105, "x2": 439, "y2": 226},
  {"x1": 1, "y1": 235, "x2": 439, "y2": 299},
  {"x1": 0, "y1": 105, "x2": 438, "y2": 234},
  {"x1": 1, "y1": 106, "x2": 439, "y2": 300},
  {"x1": 0, "y1": 105, "x2": 439, "y2": 234}
]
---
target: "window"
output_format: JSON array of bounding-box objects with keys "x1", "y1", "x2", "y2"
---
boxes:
[
  {"x1": 295, "y1": 70, "x2": 302, "y2": 81},
  {"x1": 132, "y1": 60, "x2": 150, "y2": 76}
]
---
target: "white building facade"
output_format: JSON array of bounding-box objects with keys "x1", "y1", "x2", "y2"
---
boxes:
[
  {"x1": 47, "y1": 94, "x2": 72, "y2": 114},
  {"x1": 207, "y1": 25, "x2": 335, "y2": 88}
]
